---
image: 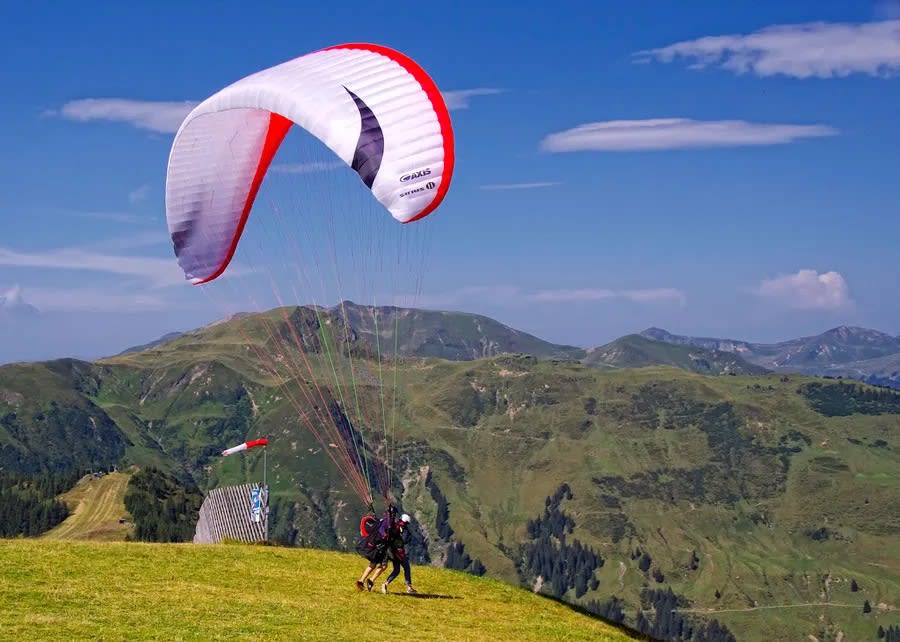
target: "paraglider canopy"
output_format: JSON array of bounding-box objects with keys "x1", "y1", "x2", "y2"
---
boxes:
[
  {"x1": 165, "y1": 42, "x2": 455, "y2": 285},
  {"x1": 164, "y1": 43, "x2": 455, "y2": 511}
]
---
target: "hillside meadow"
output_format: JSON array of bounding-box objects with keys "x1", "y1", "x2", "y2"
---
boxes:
[
  {"x1": 0, "y1": 539, "x2": 635, "y2": 641},
  {"x1": 2, "y1": 306, "x2": 899, "y2": 641}
]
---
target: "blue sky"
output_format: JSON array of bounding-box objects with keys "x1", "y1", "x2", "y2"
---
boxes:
[{"x1": 2, "y1": 0, "x2": 899, "y2": 362}]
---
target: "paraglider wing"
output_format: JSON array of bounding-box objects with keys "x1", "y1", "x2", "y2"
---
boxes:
[{"x1": 165, "y1": 43, "x2": 455, "y2": 285}]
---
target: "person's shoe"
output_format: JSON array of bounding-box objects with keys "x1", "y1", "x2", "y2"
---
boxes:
[
  {"x1": 406, "y1": 584, "x2": 417, "y2": 594},
  {"x1": 366, "y1": 579, "x2": 374, "y2": 591},
  {"x1": 381, "y1": 582, "x2": 389, "y2": 594},
  {"x1": 355, "y1": 580, "x2": 365, "y2": 592}
]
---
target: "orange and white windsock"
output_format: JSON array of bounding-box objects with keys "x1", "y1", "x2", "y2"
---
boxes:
[{"x1": 222, "y1": 438, "x2": 269, "y2": 457}]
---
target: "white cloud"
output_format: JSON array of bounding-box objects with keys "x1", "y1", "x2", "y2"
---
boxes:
[
  {"x1": 0, "y1": 240, "x2": 268, "y2": 318},
  {"x1": 78, "y1": 232, "x2": 169, "y2": 252},
  {"x1": 0, "y1": 245, "x2": 263, "y2": 291},
  {"x1": 540, "y1": 118, "x2": 837, "y2": 152},
  {"x1": 526, "y1": 288, "x2": 615, "y2": 302},
  {"x1": 480, "y1": 182, "x2": 560, "y2": 190},
  {"x1": 270, "y1": 161, "x2": 345, "y2": 174},
  {"x1": 128, "y1": 184, "x2": 151, "y2": 204},
  {"x1": 0, "y1": 285, "x2": 40, "y2": 316},
  {"x1": 395, "y1": 285, "x2": 686, "y2": 308},
  {"x1": 22, "y1": 287, "x2": 169, "y2": 312},
  {"x1": 0, "y1": 285, "x2": 24, "y2": 307},
  {"x1": 64, "y1": 210, "x2": 143, "y2": 224},
  {"x1": 50, "y1": 98, "x2": 197, "y2": 133},
  {"x1": 51, "y1": 87, "x2": 501, "y2": 136},
  {"x1": 442, "y1": 88, "x2": 504, "y2": 110},
  {"x1": 621, "y1": 288, "x2": 688, "y2": 305},
  {"x1": 635, "y1": 20, "x2": 900, "y2": 79},
  {"x1": 754, "y1": 269, "x2": 851, "y2": 310},
  {"x1": 527, "y1": 288, "x2": 686, "y2": 306},
  {"x1": 394, "y1": 285, "x2": 521, "y2": 308},
  {"x1": 0, "y1": 247, "x2": 185, "y2": 288}
]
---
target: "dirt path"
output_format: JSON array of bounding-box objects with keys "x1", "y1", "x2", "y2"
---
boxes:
[
  {"x1": 42, "y1": 472, "x2": 132, "y2": 541},
  {"x1": 675, "y1": 602, "x2": 860, "y2": 614}
]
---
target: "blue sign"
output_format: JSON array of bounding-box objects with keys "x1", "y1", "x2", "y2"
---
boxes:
[{"x1": 251, "y1": 487, "x2": 262, "y2": 523}]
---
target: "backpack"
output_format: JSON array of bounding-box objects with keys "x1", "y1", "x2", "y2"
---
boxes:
[
  {"x1": 356, "y1": 512, "x2": 383, "y2": 560},
  {"x1": 359, "y1": 513, "x2": 378, "y2": 538}
]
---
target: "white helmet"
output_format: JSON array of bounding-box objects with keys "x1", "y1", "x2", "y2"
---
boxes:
[{"x1": 401, "y1": 513, "x2": 411, "y2": 523}]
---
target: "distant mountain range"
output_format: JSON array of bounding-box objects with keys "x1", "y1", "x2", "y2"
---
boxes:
[
  {"x1": 4, "y1": 301, "x2": 898, "y2": 641},
  {"x1": 117, "y1": 302, "x2": 900, "y2": 388},
  {"x1": 0, "y1": 286, "x2": 39, "y2": 318},
  {"x1": 119, "y1": 332, "x2": 185, "y2": 355},
  {"x1": 585, "y1": 334, "x2": 768, "y2": 376},
  {"x1": 640, "y1": 325, "x2": 900, "y2": 388}
]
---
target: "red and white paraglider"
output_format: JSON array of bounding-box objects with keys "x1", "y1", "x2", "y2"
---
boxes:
[
  {"x1": 165, "y1": 42, "x2": 453, "y2": 286},
  {"x1": 165, "y1": 42, "x2": 455, "y2": 513}
]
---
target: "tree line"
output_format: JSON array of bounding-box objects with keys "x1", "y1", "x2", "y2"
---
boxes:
[
  {"x1": 635, "y1": 588, "x2": 737, "y2": 642},
  {"x1": 0, "y1": 469, "x2": 79, "y2": 537},
  {"x1": 123, "y1": 467, "x2": 203, "y2": 542},
  {"x1": 424, "y1": 468, "x2": 485, "y2": 574},
  {"x1": 519, "y1": 484, "x2": 740, "y2": 642},
  {"x1": 801, "y1": 380, "x2": 900, "y2": 416},
  {"x1": 520, "y1": 483, "x2": 605, "y2": 600}
]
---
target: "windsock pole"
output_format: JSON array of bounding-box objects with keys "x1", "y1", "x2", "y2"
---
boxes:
[{"x1": 221, "y1": 437, "x2": 269, "y2": 542}]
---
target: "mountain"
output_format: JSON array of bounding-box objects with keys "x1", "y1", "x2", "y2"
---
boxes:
[
  {"x1": 641, "y1": 325, "x2": 900, "y2": 381},
  {"x1": 640, "y1": 327, "x2": 756, "y2": 355},
  {"x1": 325, "y1": 301, "x2": 587, "y2": 361},
  {"x1": 3, "y1": 305, "x2": 898, "y2": 641},
  {"x1": 113, "y1": 302, "x2": 586, "y2": 363},
  {"x1": 584, "y1": 334, "x2": 769, "y2": 375},
  {"x1": 820, "y1": 352, "x2": 900, "y2": 389},
  {"x1": 123, "y1": 303, "x2": 900, "y2": 384},
  {"x1": 117, "y1": 331, "x2": 184, "y2": 355},
  {"x1": 0, "y1": 286, "x2": 39, "y2": 318},
  {"x1": 0, "y1": 359, "x2": 129, "y2": 474}
]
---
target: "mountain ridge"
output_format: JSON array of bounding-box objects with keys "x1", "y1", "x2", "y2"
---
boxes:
[
  {"x1": 640, "y1": 325, "x2": 900, "y2": 387},
  {"x1": 585, "y1": 334, "x2": 768, "y2": 375},
  {"x1": 2, "y1": 305, "x2": 898, "y2": 641},
  {"x1": 106, "y1": 304, "x2": 900, "y2": 387}
]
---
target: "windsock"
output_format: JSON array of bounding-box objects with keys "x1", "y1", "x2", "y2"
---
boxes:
[{"x1": 222, "y1": 438, "x2": 268, "y2": 457}]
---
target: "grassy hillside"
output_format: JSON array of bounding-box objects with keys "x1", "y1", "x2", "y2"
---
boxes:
[
  {"x1": 0, "y1": 539, "x2": 634, "y2": 641},
  {"x1": 112, "y1": 302, "x2": 587, "y2": 364},
  {"x1": 41, "y1": 471, "x2": 133, "y2": 541},
  {"x1": 821, "y1": 352, "x2": 900, "y2": 388},
  {"x1": 0, "y1": 359, "x2": 129, "y2": 474},
  {"x1": 332, "y1": 301, "x2": 587, "y2": 361},
  {"x1": 585, "y1": 335, "x2": 768, "y2": 375},
  {"x1": 396, "y1": 359, "x2": 900, "y2": 640},
  {"x1": 118, "y1": 331, "x2": 185, "y2": 356},
  {"x1": 3, "y1": 308, "x2": 899, "y2": 641}
]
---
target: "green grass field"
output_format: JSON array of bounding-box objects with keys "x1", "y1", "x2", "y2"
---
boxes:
[
  {"x1": 0, "y1": 539, "x2": 635, "y2": 642},
  {"x1": 4, "y1": 317, "x2": 900, "y2": 641}
]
